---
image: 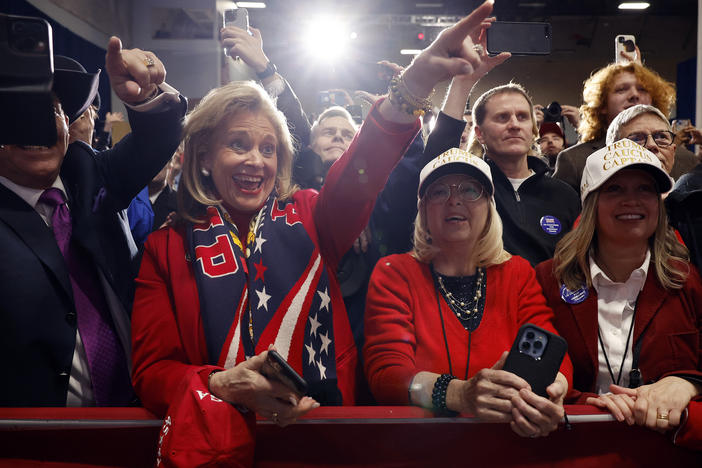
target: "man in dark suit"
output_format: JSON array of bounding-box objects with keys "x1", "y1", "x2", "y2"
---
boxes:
[{"x1": 0, "y1": 36, "x2": 186, "y2": 406}]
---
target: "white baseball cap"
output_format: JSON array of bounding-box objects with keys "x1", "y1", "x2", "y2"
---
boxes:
[
  {"x1": 418, "y1": 148, "x2": 494, "y2": 199},
  {"x1": 580, "y1": 138, "x2": 673, "y2": 202}
]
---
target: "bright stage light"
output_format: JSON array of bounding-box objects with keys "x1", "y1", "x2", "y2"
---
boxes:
[
  {"x1": 303, "y1": 16, "x2": 350, "y2": 62},
  {"x1": 618, "y1": 2, "x2": 650, "y2": 9}
]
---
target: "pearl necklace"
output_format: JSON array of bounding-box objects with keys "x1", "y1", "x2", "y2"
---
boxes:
[{"x1": 436, "y1": 267, "x2": 484, "y2": 321}]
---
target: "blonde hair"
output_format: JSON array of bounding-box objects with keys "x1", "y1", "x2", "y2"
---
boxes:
[
  {"x1": 468, "y1": 83, "x2": 540, "y2": 159},
  {"x1": 553, "y1": 190, "x2": 689, "y2": 291},
  {"x1": 412, "y1": 196, "x2": 511, "y2": 268},
  {"x1": 579, "y1": 62, "x2": 675, "y2": 143},
  {"x1": 178, "y1": 81, "x2": 297, "y2": 223}
]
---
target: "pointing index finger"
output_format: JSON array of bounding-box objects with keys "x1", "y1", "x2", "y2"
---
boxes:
[{"x1": 444, "y1": 1, "x2": 494, "y2": 45}]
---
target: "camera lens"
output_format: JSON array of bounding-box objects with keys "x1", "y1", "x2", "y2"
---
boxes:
[
  {"x1": 526, "y1": 331, "x2": 535, "y2": 340},
  {"x1": 521, "y1": 341, "x2": 531, "y2": 351},
  {"x1": 618, "y1": 36, "x2": 625, "y2": 43},
  {"x1": 533, "y1": 341, "x2": 543, "y2": 350}
]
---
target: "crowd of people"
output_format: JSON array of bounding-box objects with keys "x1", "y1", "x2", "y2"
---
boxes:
[{"x1": 2, "y1": 0, "x2": 702, "y2": 463}]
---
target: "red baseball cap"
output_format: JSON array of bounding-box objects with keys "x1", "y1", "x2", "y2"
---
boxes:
[{"x1": 539, "y1": 122, "x2": 564, "y2": 139}]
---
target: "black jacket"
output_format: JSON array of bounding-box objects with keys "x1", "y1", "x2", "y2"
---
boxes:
[
  {"x1": 666, "y1": 163, "x2": 702, "y2": 270},
  {"x1": 488, "y1": 156, "x2": 580, "y2": 265}
]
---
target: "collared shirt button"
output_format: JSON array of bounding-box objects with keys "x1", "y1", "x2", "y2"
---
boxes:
[{"x1": 65, "y1": 312, "x2": 77, "y2": 326}]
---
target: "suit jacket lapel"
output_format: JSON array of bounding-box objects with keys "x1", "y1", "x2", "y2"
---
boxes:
[
  {"x1": 61, "y1": 142, "x2": 109, "y2": 274},
  {"x1": 633, "y1": 266, "x2": 667, "y2": 344},
  {"x1": 570, "y1": 288, "x2": 600, "y2": 380},
  {"x1": 0, "y1": 184, "x2": 74, "y2": 300}
]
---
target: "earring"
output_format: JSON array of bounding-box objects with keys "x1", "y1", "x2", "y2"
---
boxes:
[{"x1": 201, "y1": 167, "x2": 210, "y2": 177}]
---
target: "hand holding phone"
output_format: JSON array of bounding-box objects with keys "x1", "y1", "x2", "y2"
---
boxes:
[
  {"x1": 260, "y1": 350, "x2": 308, "y2": 399},
  {"x1": 615, "y1": 35, "x2": 637, "y2": 63},
  {"x1": 502, "y1": 324, "x2": 567, "y2": 398}
]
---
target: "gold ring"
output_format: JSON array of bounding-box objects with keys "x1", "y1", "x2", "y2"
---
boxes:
[
  {"x1": 472, "y1": 44, "x2": 485, "y2": 55},
  {"x1": 143, "y1": 56, "x2": 155, "y2": 67},
  {"x1": 657, "y1": 412, "x2": 669, "y2": 420}
]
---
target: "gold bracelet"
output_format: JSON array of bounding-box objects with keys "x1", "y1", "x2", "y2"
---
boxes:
[{"x1": 388, "y1": 75, "x2": 433, "y2": 117}]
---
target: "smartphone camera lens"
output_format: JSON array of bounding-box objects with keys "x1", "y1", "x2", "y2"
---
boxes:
[
  {"x1": 521, "y1": 341, "x2": 531, "y2": 351},
  {"x1": 526, "y1": 331, "x2": 535, "y2": 340},
  {"x1": 533, "y1": 341, "x2": 543, "y2": 350}
]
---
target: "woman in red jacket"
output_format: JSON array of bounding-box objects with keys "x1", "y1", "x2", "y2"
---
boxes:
[
  {"x1": 535, "y1": 138, "x2": 702, "y2": 436},
  {"x1": 363, "y1": 148, "x2": 572, "y2": 439}
]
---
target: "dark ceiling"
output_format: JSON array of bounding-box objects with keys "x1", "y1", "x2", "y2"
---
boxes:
[{"x1": 261, "y1": 0, "x2": 696, "y2": 18}]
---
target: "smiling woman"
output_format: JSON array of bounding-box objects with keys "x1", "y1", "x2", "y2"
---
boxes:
[
  {"x1": 363, "y1": 147, "x2": 573, "y2": 439},
  {"x1": 535, "y1": 139, "x2": 702, "y2": 436}
]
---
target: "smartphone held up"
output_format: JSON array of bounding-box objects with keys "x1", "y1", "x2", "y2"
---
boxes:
[
  {"x1": 615, "y1": 35, "x2": 636, "y2": 63},
  {"x1": 486, "y1": 21, "x2": 552, "y2": 55},
  {"x1": 502, "y1": 324, "x2": 567, "y2": 398}
]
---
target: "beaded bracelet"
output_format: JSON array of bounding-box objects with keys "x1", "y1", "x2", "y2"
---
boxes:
[
  {"x1": 388, "y1": 74, "x2": 433, "y2": 117},
  {"x1": 431, "y1": 373, "x2": 458, "y2": 416}
]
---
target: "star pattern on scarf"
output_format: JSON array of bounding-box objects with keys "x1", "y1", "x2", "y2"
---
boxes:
[
  {"x1": 317, "y1": 288, "x2": 331, "y2": 312},
  {"x1": 317, "y1": 358, "x2": 327, "y2": 379},
  {"x1": 256, "y1": 286, "x2": 271, "y2": 311},
  {"x1": 309, "y1": 313, "x2": 321, "y2": 337},
  {"x1": 254, "y1": 234, "x2": 267, "y2": 254},
  {"x1": 305, "y1": 343, "x2": 316, "y2": 365},
  {"x1": 253, "y1": 259, "x2": 267, "y2": 282},
  {"x1": 320, "y1": 331, "x2": 331, "y2": 355}
]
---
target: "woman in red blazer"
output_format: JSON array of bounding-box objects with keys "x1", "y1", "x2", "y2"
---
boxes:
[
  {"x1": 364, "y1": 148, "x2": 572, "y2": 439},
  {"x1": 535, "y1": 138, "x2": 702, "y2": 437}
]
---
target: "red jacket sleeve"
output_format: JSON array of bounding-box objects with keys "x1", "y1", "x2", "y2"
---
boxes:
[
  {"x1": 314, "y1": 99, "x2": 420, "y2": 267},
  {"x1": 131, "y1": 229, "x2": 220, "y2": 417}
]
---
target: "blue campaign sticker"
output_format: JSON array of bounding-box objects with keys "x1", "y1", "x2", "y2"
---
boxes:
[
  {"x1": 540, "y1": 215, "x2": 562, "y2": 235},
  {"x1": 560, "y1": 284, "x2": 588, "y2": 304}
]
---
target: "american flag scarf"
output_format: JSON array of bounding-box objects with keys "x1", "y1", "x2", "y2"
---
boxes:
[{"x1": 187, "y1": 192, "x2": 338, "y2": 393}]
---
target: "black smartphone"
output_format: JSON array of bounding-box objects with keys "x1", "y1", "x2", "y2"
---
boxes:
[
  {"x1": 0, "y1": 13, "x2": 56, "y2": 146},
  {"x1": 502, "y1": 323, "x2": 567, "y2": 397},
  {"x1": 486, "y1": 21, "x2": 552, "y2": 55},
  {"x1": 260, "y1": 350, "x2": 308, "y2": 398}
]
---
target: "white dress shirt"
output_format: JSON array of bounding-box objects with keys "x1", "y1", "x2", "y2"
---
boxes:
[{"x1": 589, "y1": 250, "x2": 650, "y2": 394}]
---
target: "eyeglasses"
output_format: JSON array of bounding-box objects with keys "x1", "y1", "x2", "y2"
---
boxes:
[
  {"x1": 426, "y1": 181, "x2": 484, "y2": 205},
  {"x1": 625, "y1": 131, "x2": 675, "y2": 148}
]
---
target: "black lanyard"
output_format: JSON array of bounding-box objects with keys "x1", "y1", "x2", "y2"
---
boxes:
[
  {"x1": 597, "y1": 301, "x2": 637, "y2": 387},
  {"x1": 434, "y1": 277, "x2": 472, "y2": 380}
]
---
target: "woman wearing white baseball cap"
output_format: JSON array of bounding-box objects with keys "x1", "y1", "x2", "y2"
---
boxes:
[
  {"x1": 363, "y1": 147, "x2": 572, "y2": 438},
  {"x1": 535, "y1": 138, "x2": 702, "y2": 439}
]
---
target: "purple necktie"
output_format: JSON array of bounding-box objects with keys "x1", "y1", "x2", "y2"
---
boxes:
[{"x1": 40, "y1": 188, "x2": 132, "y2": 406}]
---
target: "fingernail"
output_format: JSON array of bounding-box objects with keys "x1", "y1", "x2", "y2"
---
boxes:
[
  {"x1": 312, "y1": 402, "x2": 320, "y2": 409},
  {"x1": 289, "y1": 396, "x2": 298, "y2": 406}
]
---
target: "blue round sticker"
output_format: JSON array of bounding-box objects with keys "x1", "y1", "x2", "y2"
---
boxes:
[
  {"x1": 540, "y1": 215, "x2": 562, "y2": 235},
  {"x1": 560, "y1": 284, "x2": 588, "y2": 304}
]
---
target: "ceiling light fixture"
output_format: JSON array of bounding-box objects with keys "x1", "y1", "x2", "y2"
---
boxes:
[
  {"x1": 618, "y1": 2, "x2": 650, "y2": 10},
  {"x1": 236, "y1": 2, "x2": 266, "y2": 8}
]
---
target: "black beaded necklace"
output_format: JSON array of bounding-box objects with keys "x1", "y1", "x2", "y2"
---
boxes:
[{"x1": 431, "y1": 265, "x2": 487, "y2": 379}]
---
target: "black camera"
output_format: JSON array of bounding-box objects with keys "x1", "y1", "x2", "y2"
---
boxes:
[
  {"x1": 542, "y1": 101, "x2": 562, "y2": 123},
  {"x1": 0, "y1": 13, "x2": 56, "y2": 146}
]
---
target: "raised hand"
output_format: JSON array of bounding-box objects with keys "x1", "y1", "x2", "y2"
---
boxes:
[
  {"x1": 105, "y1": 37, "x2": 166, "y2": 105},
  {"x1": 221, "y1": 26, "x2": 270, "y2": 74}
]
